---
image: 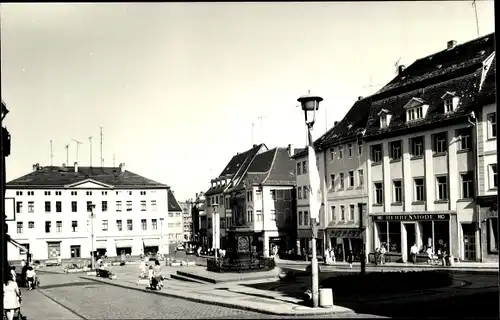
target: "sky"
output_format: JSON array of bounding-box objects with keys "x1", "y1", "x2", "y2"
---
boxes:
[{"x1": 1, "y1": 1, "x2": 495, "y2": 201}]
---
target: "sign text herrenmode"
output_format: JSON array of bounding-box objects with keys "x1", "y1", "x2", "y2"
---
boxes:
[{"x1": 375, "y1": 214, "x2": 450, "y2": 221}]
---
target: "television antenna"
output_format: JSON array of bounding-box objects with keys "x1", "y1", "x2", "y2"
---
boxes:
[
  {"x1": 50, "y1": 140, "x2": 54, "y2": 166},
  {"x1": 89, "y1": 136, "x2": 93, "y2": 167},
  {"x1": 71, "y1": 139, "x2": 83, "y2": 163},
  {"x1": 472, "y1": 1, "x2": 480, "y2": 37}
]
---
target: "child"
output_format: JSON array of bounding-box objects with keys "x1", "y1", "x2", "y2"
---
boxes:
[{"x1": 26, "y1": 267, "x2": 36, "y2": 290}]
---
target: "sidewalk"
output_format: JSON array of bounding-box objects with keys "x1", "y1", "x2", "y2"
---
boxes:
[
  {"x1": 79, "y1": 272, "x2": 355, "y2": 317},
  {"x1": 19, "y1": 288, "x2": 83, "y2": 320}
]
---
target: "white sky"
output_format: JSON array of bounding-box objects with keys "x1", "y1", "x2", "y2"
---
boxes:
[{"x1": 1, "y1": 1, "x2": 495, "y2": 200}]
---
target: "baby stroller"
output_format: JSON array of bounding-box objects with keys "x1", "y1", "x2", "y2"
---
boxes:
[{"x1": 149, "y1": 276, "x2": 161, "y2": 290}]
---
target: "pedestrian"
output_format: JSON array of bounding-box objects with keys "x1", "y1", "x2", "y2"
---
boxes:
[
  {"x1": 26, "y1": 266, "x2": 36, "y2": 290},
  {"x1": 410, "y1": 243, "x2": 418, "y2": 264},
  {"x1": 347, "y1": 250, "x2": 353, "y2": 269},
  {"x1": 330, "y1": 248, "x2": 336, "y2": 264},
  {"x1": 379, "y1": 245, "x2": 387, "y2": 265},
  {"x1": 153, "y1": 260, "x2": 163, "y2": 288},
  {"x1": 3, "y1": 273, "x2": 21, "y2": 320},
  {"x1": 10, "y1": 266, "x2": 17, "y2": 281},
  {"x1": 426, "y1": 246, "x2": 434, "y2": 265},
  {"x1": 324, "y1": 248, "x2": 330, "y2": 265},
  {"x1": 139, "y1": 259, "x2": 147, "y2": 279},
  {"x1": 21, "y1": 262, "x2": 29, "y2": 288}
]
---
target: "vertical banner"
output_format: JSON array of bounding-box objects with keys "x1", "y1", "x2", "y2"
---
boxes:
[{"x1": 307, "y1": 126, "x2": 322, "y2": 221}]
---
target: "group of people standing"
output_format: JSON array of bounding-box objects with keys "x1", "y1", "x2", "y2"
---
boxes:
[
  {"x1": 324, "y1": 248, "x2": 354, "y2": 268},
  {"x1": 3, "y1": 260, "x2": 36, "y2": 320},
  {"x1": 139, "y1": 257, "x2": 164, "y2": 290}
]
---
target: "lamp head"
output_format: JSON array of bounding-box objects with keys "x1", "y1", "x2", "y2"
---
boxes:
[{"x1": 297, "y1": 94, "x2": 323, "y2": 125}]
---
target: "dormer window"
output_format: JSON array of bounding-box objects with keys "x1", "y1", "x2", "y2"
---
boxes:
[
  {"x1": 377, "y1": 109, "x2": 391, "y2": 129},
  {"x1": 441, "y1": 92, "x2": 459, "y2": 113},
  {"x1": 404, "y1": 97, "x2": 428, "y2": 123}
]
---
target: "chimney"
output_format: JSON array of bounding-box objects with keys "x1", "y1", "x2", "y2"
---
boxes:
[
  {"x1": 287, "y1": 144, "x2": 295, "y2": 157},
  {"x1": 398, "y1": 65, "x2": 406, "y2": 74},
  {"x1": 119, "y1": 163, "x2": 125, "y2": 173},
  {"x1": 358, "y1": 96, "x2": 363, "y2": 101},
  {"x1": 447, "y1": 40, "x2": 457, "y2": 49},
  {"x1": 32, "y1": 164, "x2": 38, "y2": 172},
  {"x1": 74, "y1": 162, "x2": 78, "y2": 173},
  {"x1": 334, "y1": 121, "x2": 339, "y2": 126}
]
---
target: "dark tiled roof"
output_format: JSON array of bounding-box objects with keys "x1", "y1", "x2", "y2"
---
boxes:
[
  {"x1": 478, "y1": 55, "x2": 496, "y2": 104},
  {"x1": 205, "y1": 144, "x2": 265, "y2": 196},
  {"x1": 262, "y1": 148, "x2": 296, "y2": 186},
  {"x1": 376, "y1": 33, "x2": 495, "y2": 96},
  {"x1": 247, "y1": 148, "x2": 275, "y2": 173},
  {"x1": 291, "y1": 148, "x2": 307, "y2": 159},
  {"x1": 6, "y1": 166, "x2": 168, "y2": 188},
  {"x1": 168, "y1": 190, "x2": 182, "y2": 212}
]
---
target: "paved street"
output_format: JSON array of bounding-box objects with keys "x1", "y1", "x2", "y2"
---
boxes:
[{"x1": 26, "y1": 273, "x2": 382, "y2": 319}]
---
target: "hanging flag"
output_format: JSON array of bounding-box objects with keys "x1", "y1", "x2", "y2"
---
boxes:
[{"x1": 307, "y1": 125, "x2": 323, "y2": 221}]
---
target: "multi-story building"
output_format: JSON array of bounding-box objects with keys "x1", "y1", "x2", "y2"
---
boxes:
[
  {"x1": 191, "y1": 192, "x2": 206, "y2": 246},
  {"x1": 205, "y1": 144, "x2": 299, "y2": 256},
  {"x1": 6, "y1": 162, "x2": 182, "y2": 260},
  {"x1": 166, "y1": 191, "x2": 184, "y2": 244},
  {"x1": 179, "y1": 201, "x2": 194, "y2": 241},
  {"x1": 363, "y1": 35, "x2": 495, "y2": 262},
  {"x1": 476, "y1": 52, "x2": 497, "y2": 262}
]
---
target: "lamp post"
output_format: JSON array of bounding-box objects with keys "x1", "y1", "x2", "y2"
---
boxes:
[
  {"x1": 297, "y1": 92, "x2": 323, "y2": 308},
  {"x1": 89, "y1": 203, "x2": 96, "y2": 270},
  {"x1": 212, "y1": 203, "x2": 219, "y2": 260},
  {"x1": 160, "y1": 217, "x2": 164, "y2": 257}
]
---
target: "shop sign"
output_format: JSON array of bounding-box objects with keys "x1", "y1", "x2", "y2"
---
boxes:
[
  {"x1": 331, "y1": 229, "x2": 362, "y2": 238},
  {"x1": 374, "y1": 214, "x2": 450, "y2": 221}
]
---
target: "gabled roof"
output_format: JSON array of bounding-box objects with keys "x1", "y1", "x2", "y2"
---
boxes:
[
  {"x1": 6, "y1": 166, "x2": 168, "y2": 188},
  {"x1": 168, "y1": 190, "x2": 183, "y2": 212}
]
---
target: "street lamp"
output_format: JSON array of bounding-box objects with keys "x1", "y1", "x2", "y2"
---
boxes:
[
  {"x1": 212, "y1": 203, "x2": 219, "y2": 260},
  {"x1": 88, "y1": 203, "x2": 96, "y2": 270},
  {"x1": 297, "y1": 92, "x2": 323, "y2": 308},
  {"x1": 160, "y1": 217, "x2": 165, "y2": 257}
]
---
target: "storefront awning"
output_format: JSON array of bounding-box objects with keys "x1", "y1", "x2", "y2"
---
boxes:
[
  {"x1": 143, "y1": 238, "x2": 160, "y2": 247},
  {"x1": 95, "y1": 240, "x2": 107, "y2": 249},
  {"x1": 8, "y1": 236, "x2": 29, "y2": 253},
  {"x1": 330, "y1": 229, "x2": 362, "y2": 238},
  {"x1": 115, "y1": 239, "x2": 133, "y2": 248}
]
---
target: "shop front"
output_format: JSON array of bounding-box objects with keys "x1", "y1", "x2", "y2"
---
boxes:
[
  {"x1": 478, "y1": 195, "x2": 498, "y2": 262},
  {"x1": 297, "y1": 229, "x2": 324, "y2": 259},
  {"x1": 328, "y1": 229, "x2": 363, "y2": 262},
  {"x1": 371, "y1": 213, "x2": 456, "y2": 263}
]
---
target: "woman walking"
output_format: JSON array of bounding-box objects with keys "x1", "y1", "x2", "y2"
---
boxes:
[
  {"x1": 3, "y1": 273, "x2": 21, "y2": 320},
  {"x1": 347, "y1": 250, "x2": 354, "y2": 269}
]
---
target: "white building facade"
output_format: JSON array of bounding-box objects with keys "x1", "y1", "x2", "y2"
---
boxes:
[{"x1": 6, "y1": 163, "x2": 181, "y2": 261}]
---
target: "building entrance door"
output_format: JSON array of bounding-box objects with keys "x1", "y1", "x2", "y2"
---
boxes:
[
  {"x1": 462, "y1": 223, "x2": 476, "y2": 261},
  {"x1": 405, "y1": 223, "x2": 416, "y2": 261},
  {"x1": 47, "y1": 242, "x2": 61, "y2": 259}
]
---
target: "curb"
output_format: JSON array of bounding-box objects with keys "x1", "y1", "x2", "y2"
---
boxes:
[{"x1": 79, "y1": 276, "x2": 354, "y2": 316}]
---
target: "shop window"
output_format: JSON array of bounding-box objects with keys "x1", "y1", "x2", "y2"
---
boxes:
[
  {"x1": 420, "y1": 221, "x2": 433, "y2": 251},
  {"x1": 434, "y1": 221, "x2": 450, "y2": 253},
  {"x1": 488, "y1": 217, "x2": 498, "y2": 253},
  {"x1": 387, "y1": 222, "x2": 401, "y2": 253},
  {"x1": 376, "y1": 221, "x2": 388, "y2": 248}
]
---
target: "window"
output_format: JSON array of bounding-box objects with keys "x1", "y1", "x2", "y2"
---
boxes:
[
  {"x1": 330, "y1": 148, "x2": 335, "y2": 161},
  {"x1": 56, "y1": 221, "x2": 62, "y2": 233},
  {"x1": 347, "y1": 144, "x2": 353, "y2": 157},
  {"x1": 16, "y1": 202, "x2": 22, "y2": 214},
  {"x1": 128, "y1": 191, "x2": 132, "y2": 196},
  {"x1": 436, "y1": 176, "x2": 448, "y2": 200},
  {"x1": 338, "y1": 146, "x2": 343, "y2": 159},
  {"x1": 45, "y1": 201, "x2": 51, "y2": 212},
  {"x1": 151, "y1": 200, "x2": 157, "y2": 211},
  {"x1": 432, "y1": 132, "x2": 448, "y2": 154},
  {"x1": 102, "y1": 201, "x2": 108, "y2": 212},
  {"x1": 330, "y1": 174, "x2": 335, "y2": 189},
  {"x1": 488, "y1": 218, "x2": 498, "y2": 253},
  {"x1": 393, "y1": 180, "x2": 403, "y2": 203},
  {"x1": 358, "y1": 169, "x2": 364, "y2": 186},
  {"x1": 461, "y1": 172, "x2": 474, "y2": 199},
  {"x1": 116, "y1": 201, "x2": 122, "y2": 212},
  {"x1": 28, "y1": 201, "x2": 34, "y2": 213},
  {"x1": 27, "y1": 191, "x2": 34, "y2": 196},
  {"x1": 414, "y1": 178, "x2": 425, "y2": 202},
  {"x1": 116, "y1": 220, "x2": 122, "y2": 231},
  {"x1": 71, "y1": 201, "x2": 77, "y2": 212},
  {"x1": 303, "y1": 186, "x2": 308, "y2": 199},
  {"x1": 168, "y1": 212, "x2": 174, "y2": 217},
  {"x1": 140, "y1": 191, "x2": 146, "y2": 196},
  {"x1": 298, "y1": 186, "x2": 302, "y2": 199},
  {"x1": 349, "y1": 205, "x2": 355, "y2": 221},
  {"x1": 380, "y1": 114, "x2": 388, "y2": 128},
  {"x1": 456, "y1": 128, "x2": 472, "y2": 151},
  {"x1": 15, "y1": 191, "x2": 23, "y2": 196},
  {"x1": 126, "y1": 201, "x2": 132, "y2": 211},
  {"x1": 339, "y1": 173, "x2": 345, "y2": 189},
  {"x1": 87, "y1": 201, "x2": 93, "y2": 212},
  {"x1": 44, "y1": 191, "x2": 51, "y2": 196},
  {"x1": 45, "y1": 221, "x2": 51, "y2": 233},
  {"x1": 487, "y1": 113, "x2": 497, "y2": 138},
  {"x1": 269, "y1": 210, "x2": 275, "y2": 221},
  {"x1": 302, "y1": 161, "x2": 307, "y2": 174},
  {"x1": 358, "y1": 141, "x2": 363, "y2": 155},
  {"x1": 340, "y1": 206, "x2": 345, "y2": 221},
  {"x1": 56, "y1": 201, "x2": 62, "y2": 213},
  {"x1": 71, "y1": 221, "x2": 78, "y2": 232},
  {"x1": 407, "y1": 106, "x2": 423, "y2": 121},
  {"x1": 101, "y1": 220, "x2": 108, "y2": 231},
  {"x1": 390, "y1": 140, "x2": 402, "y2": 160},
  {"x1": 70, "y1": 245, "x2": 81, "y2": 258},
  {"x1": 102, "y1": 191, "x2": 108, "y2": 196},
  {"x1": 141, "y1": 219, "x2": 147, "y2": 230},
  {"x1": 71, "y1": 191, "x2": 77, "y2": 196},
  {"x1": 374, "y1": 182, "x2": 383, "y2": 204},
  {"x1": 141, "y1": 200, "x2": 147, "y2": 211},
  {"x1": 444, "y1": 99, "x2": 453, "y2": 113},
  {"x1": 371, "y1": 144, "x2": 382, "y2": 163},
  {"x1": 331, "y1": 206, "x2": 336, "y2": 221},
  {"x1": 303, "y1": 211, "x2": 309, "y2": 225},
  {"x1": 28, "y1": 221, "x2": 34, "y2": 229},
  {"x1": 348, "y1": 171, "x2": 355, "y2": 188},
  {"x1": 298, "y1": 211, "x2": 303, "y2": 225},
  {"x1": 17, "y1": 222, "x2": 23, "y2": 234},
  {"x1": 297, "y1": 162, "x2": 302, "y2": 175},
  {"x1": 55, "y1": 191, "x2": 62, "y2": 196},
  {"x1": 410, "y1": 136, "x2": 424, "y2": 157},
  {"x1": 256, "y1": 191, "x2": 262, "y2": 201},
  {"x1": 225, "y1": 197, "x2": 230, "y2": 208},
  {"x1": 489, "y1": 164, "x2": 497, "y2": 189},
  {"x1": 247, "y1": 210, "x2": 253, "y2": 223},
  {"x1": 152, "y1": 219, "x2": 158, "y2": 230},
  {"x1": 127, "y1": 219, "x2": 133, "y2": 231}
]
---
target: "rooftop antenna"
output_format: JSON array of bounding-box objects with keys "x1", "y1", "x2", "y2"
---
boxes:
[
  {"x1": 89, "y1": 136, "x2": 93, "y2": 167},
  {"x1": 100, "y1": 126, "x2": 104, "y2": 167},
  {"x1": 71, "y1": 139, "x2": 83, "y2": 163},
  {"x1": 65, "y1": 144, "x2": 69, "y2": 165},
  {"x1": 251, "y1": 122, "x2": 255, "y2": 146},
  {"x1": 50, "y1": 140, "x2": 54, "y2": 166},
  {"x1": 113, "y1": 154, "x2": 116, "y2": 167},
  {"x1": 472, "y1": 0, "x2": 480, "y2": 37},
  {"x1": 394, "y1": 57, "x2": 402, "y2": 75}
]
